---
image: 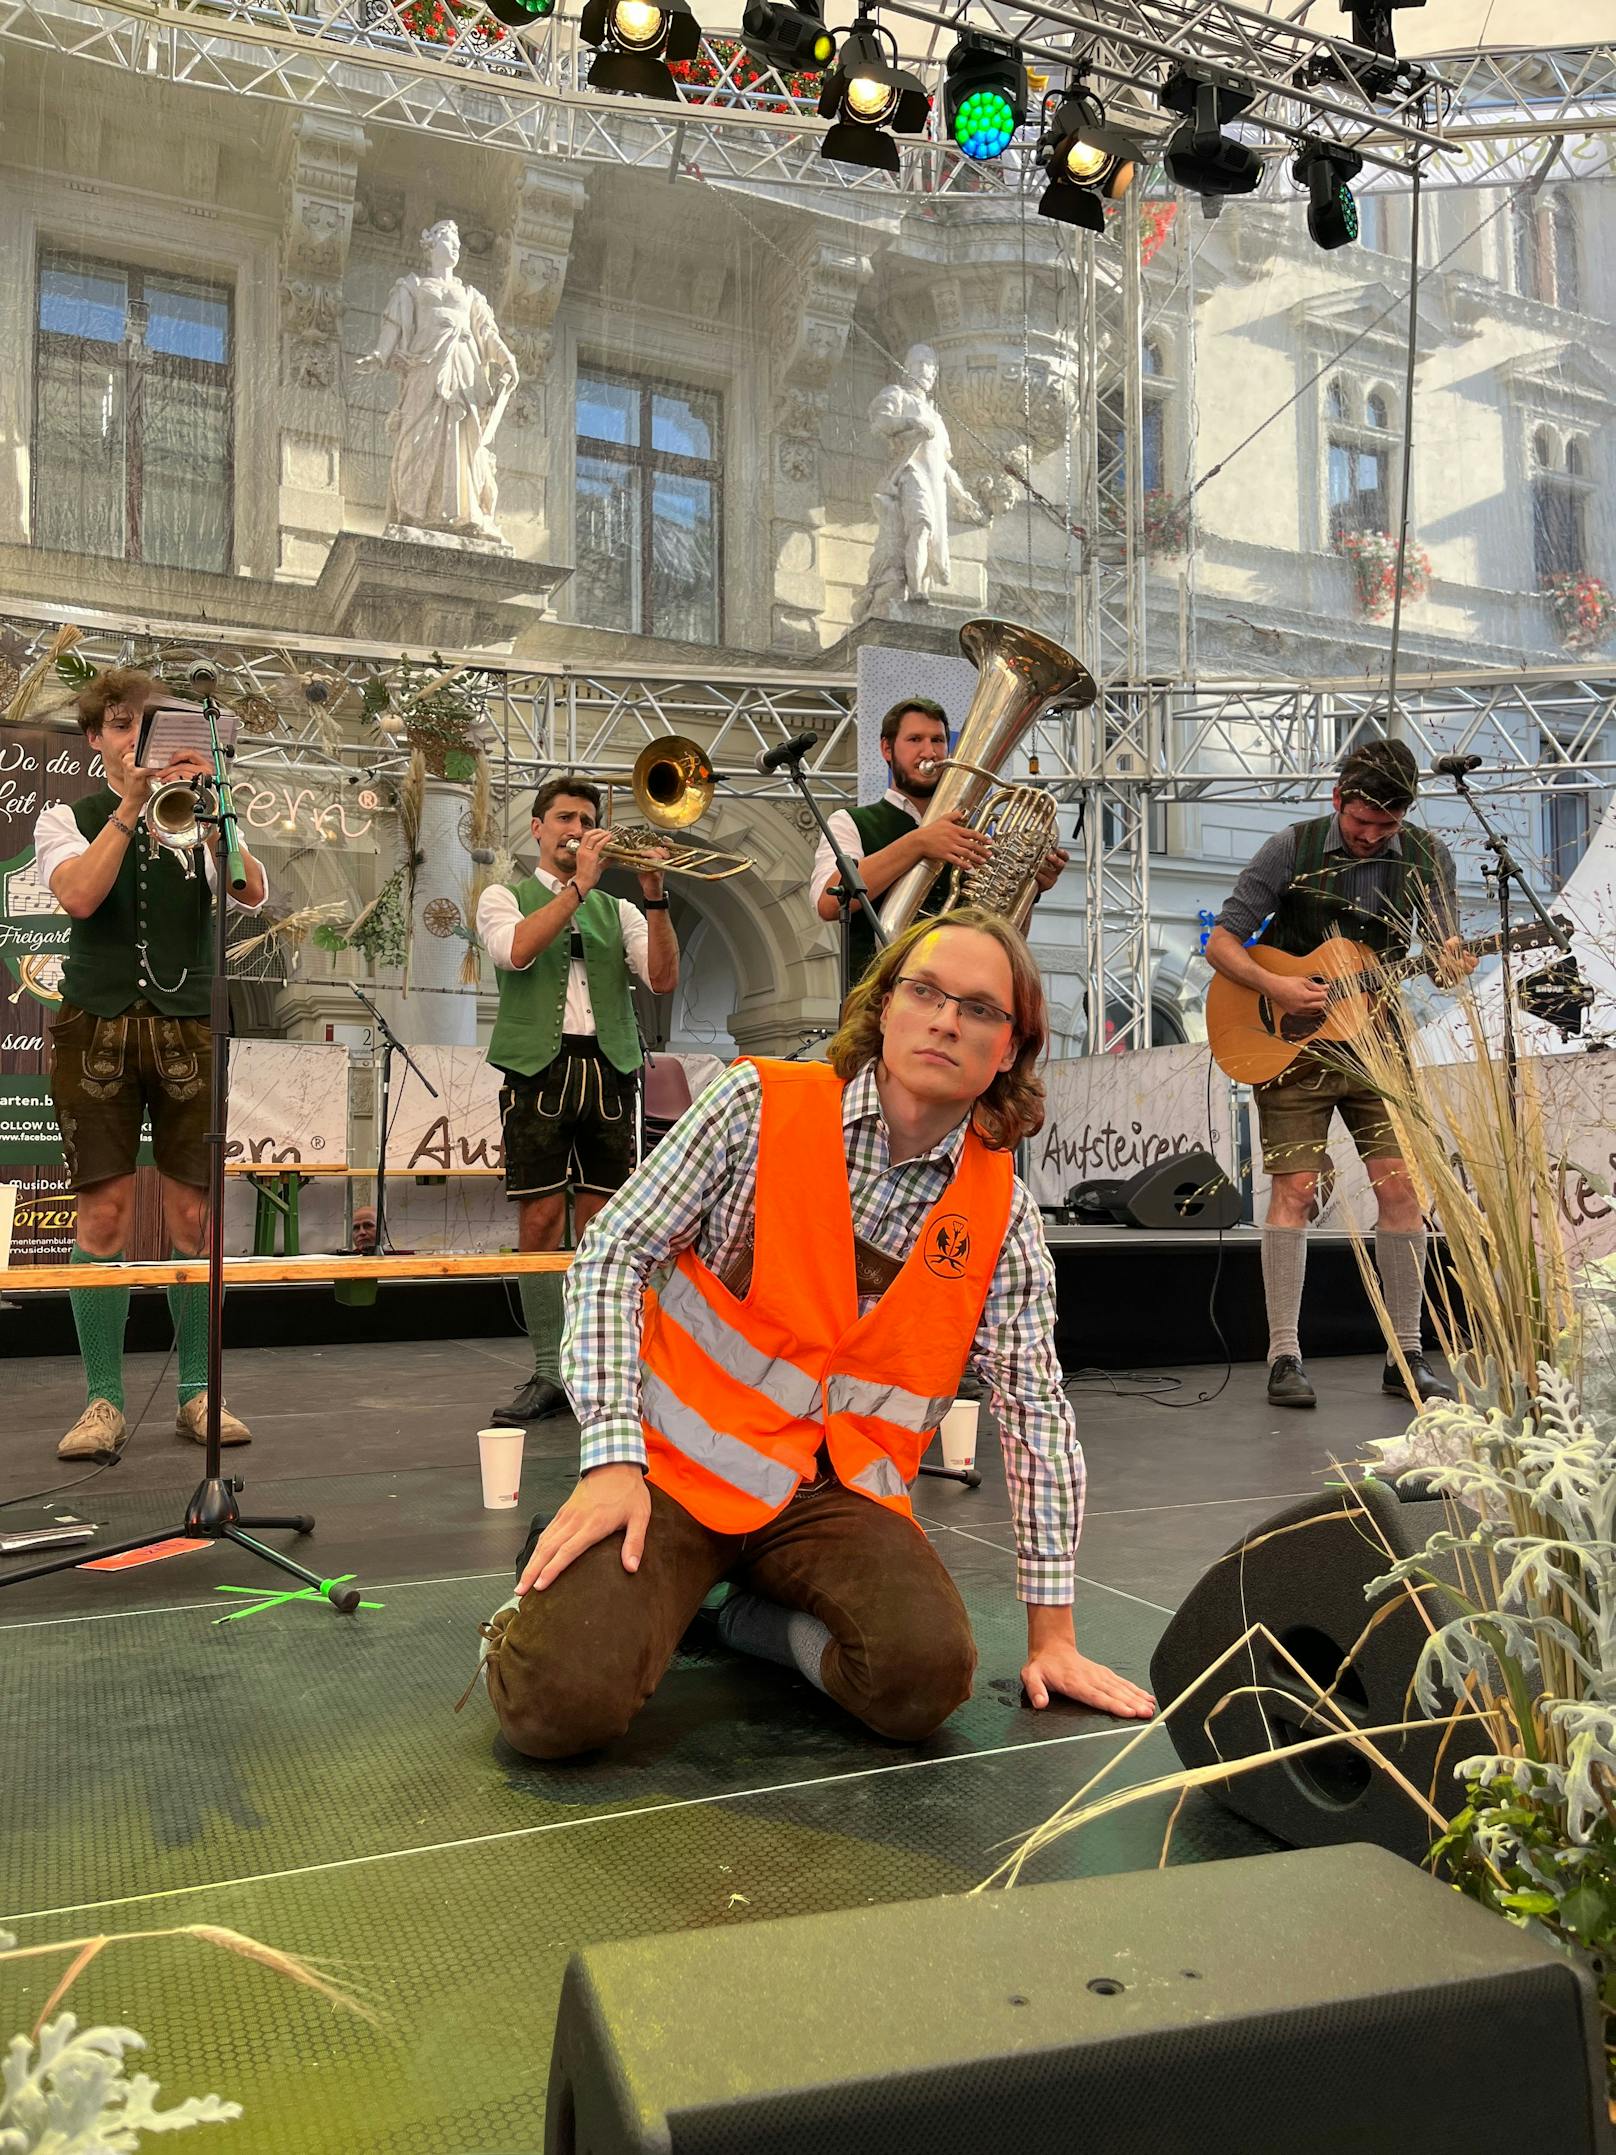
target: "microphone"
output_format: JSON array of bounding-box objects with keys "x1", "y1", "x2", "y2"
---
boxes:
[
  {"x1": 754, "y1": 731, "x2": 819, "y2": 775},
  {"x1": 186, "y1": 660, "x2": 223, "y2": 690},
  {"x1": 1432, "y1": 753, "x2": 1483, "y2": 777}
]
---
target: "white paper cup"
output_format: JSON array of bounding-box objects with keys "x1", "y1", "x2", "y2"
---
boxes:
[
  {"x1": 478, "y1": 1427, "x2": 525, "y2": 1510},
  {"x1": 939, "y1": 1399, "x2": 979, "y2": 1473}
]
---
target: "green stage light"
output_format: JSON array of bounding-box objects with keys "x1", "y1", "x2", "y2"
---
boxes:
[
  {"x1": 1294, "y1": 141, "x2": 1365, "y2": 251},
  {"x1": 484, "y1": 0, "x2": 556, "y2": 25},
  {"x1": 943, "y1": 34, "x2": 1026, "y2": 164}
]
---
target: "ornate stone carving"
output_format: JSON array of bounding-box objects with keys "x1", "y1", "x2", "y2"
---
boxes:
[
  {"x1": 496, "y1": 162, "x2": 584, "y2": 434},
  {"x1": 280, "y1": 115, "x2": 364, "y2": 392}
]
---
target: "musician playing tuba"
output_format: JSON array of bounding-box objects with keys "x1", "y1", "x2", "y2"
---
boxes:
[
  {"x1": 810, "y1": 696, "x2": 1069, "y2": 992},
  {"x1": 1203, "y1": 740, "x2": 1476, "y2": 1414},
  {"x1": 476, "y1": 774, "x2": 679, "y2": 1431}
]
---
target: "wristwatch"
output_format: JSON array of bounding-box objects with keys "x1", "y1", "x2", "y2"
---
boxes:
[{"x1": 643, "y1": 897, "x2": 670, "y2": 911}]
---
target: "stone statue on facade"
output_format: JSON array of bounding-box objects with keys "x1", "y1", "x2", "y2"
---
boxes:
[
  {"x1": 852, "y1": 343, "x2": 988, "y2": 623},
  {"x1": 356, "y1": 219, "x2": 519, "y2": 550}
]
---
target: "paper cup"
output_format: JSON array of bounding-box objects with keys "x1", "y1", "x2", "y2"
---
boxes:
[
  {"x1": 939, "y1": 1398, "x2": 979, "y2": 1473},
  {"x1": 478, "y1": 1427, "x2": 525, "y2": 1510}
]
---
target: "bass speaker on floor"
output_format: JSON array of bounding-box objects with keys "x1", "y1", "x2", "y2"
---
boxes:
[
  {"x1": 1149, "y1": 1480, "x2": 1466, "y2": 1865},
  {"x1": 1068, "y1": 1148, "x2": 1242, "y2": 1231},
  {"x1": 545, "y1": 1844, "x2": 1608, "y2": 2155}
]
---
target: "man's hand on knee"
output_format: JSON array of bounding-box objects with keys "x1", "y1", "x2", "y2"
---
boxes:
[{"x1": 518, "y1": 1464, "x2": 651, "y2": 1596}]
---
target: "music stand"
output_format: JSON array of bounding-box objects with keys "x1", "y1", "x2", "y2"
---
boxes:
[{"x1": 0, "y1": 699, "x2": 364, "y2": 1610}]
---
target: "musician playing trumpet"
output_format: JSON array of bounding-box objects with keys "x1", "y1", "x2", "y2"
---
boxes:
[
  {"x1": 810, "y1": 698, "x2": 1069, "y2": 989},
  {"x1": 35, "y1": 667, "x2": 267, "y2": 1461},
  {"x1": 1204, "y1": 740, "x2": 1474, "y2": 1413},
  {"x1": 477, "y1": 775, "x2": 679, "y2": 1431}
]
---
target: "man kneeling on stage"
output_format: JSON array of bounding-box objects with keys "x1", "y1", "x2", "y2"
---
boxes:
[{"x1": 481, "y1": 907, "x2": 1154, "y2": 1756}]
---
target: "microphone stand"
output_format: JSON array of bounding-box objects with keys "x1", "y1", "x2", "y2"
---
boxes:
[
  {"x1": 347, "y1": 982, "x2": 440, "y2": 1255},
  {"x1": 1, "y1": 700, "x2": 364, "y2": 1609},
  {"x1": 764, "y1": 746, "x2": 979, "y2": 1489},
  {"x1": 1446, "y1": 766, "x2": 1572, "y2": 1133}
]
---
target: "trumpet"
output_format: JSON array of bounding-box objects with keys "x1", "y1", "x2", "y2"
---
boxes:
[
  {"x1": 144, "y1": 778, "x2": 209, "y2": 876},
  {"x1": 564, "y1": 736, "x2": 753, "y2": 882}
]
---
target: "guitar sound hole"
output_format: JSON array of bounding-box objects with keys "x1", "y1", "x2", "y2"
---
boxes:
[{"x1": 1279, "y1": 980, "x2": 1329, "y2": 1044}]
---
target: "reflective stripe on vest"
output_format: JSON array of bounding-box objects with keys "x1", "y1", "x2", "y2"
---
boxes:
[
  {"x1": 851, "y1": 1455, "x2": 909, "y2": 1500},
  {"x1": 826, "y1": 1372, "x2": 955, "y2": 1435},
  {"x1": 640, "y1": 1369, "x2": 801, "y2": 1508},
  {"x1": 658, "y1": 1270, "x2": 823, "y2": 1424}
]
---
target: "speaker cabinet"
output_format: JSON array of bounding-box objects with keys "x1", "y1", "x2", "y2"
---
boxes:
[
  {"x1": 1069, "y1": 1149, "x2": 1241, "y2": 1231},
  {"x1": 1149, "y1": 1480, "x2": 1466, "y2": 1864},
  {"x1": 545, "y1": 1844, "x2": 1608, "y2": 2154}
]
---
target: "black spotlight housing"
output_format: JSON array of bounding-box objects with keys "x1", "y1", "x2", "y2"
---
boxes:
[
  {"x1": 942, "y1": 31, "x2": 1028, "y2": 164},
  {"x1": 1158, "y1": 68, "x2": 1263, "y2": 199},
  {"x1": 817, "y1": 16, "x2": 929, "y2": 172},
  {"x1": 1036, "y1": 86, "x2": 1141, "y2": 229},
  {"x1": 1294, "y1": 141, "x2": 1364, "y2": 250},
  {"x1": 740, "y1": 0, "x2": 834, "y2": 76},
  {"x1": 484, "y1": 0, "x2": 557, "y2": 28},
  {"x1": 580, "y1": 0, "x2": 701, "y2": 101}
]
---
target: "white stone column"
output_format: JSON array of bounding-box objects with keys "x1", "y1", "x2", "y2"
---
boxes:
[{"x1": 407, "y1": 779, "x2": 477, "y2": 1046}]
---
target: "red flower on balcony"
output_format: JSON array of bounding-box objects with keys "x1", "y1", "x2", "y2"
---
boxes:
[{"x1": 1543, "y1": 572, "x2": 1616, "y2": 654}]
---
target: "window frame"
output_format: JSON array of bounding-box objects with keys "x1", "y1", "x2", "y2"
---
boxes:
[
  {"x1": 1325, "y1": 375, "x2": 1399, "y2": 549},
  {"x1": 1511, "y1": 187, "x2": 1581, "y2": 310},
  {"x1": 31, "y1": 249, "x2": 235, "y2": 573},
  {"x1": 573, "y1": 365, "x2": 725, "y2": 643},
  {"x1": 1529, "y1": 424, "x2": 1594, "y2": 583}
]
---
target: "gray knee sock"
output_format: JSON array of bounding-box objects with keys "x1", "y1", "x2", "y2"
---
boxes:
[
  {"x1": 1376, "y1": 1228, "x2": 1427, "y2": 1354},
  {"x1": 517, "y1": 1269, "x2": 564, "y2": 1382},
  {"x1": 716, "y1": 1589, "x2": 830, "y2": 1693},
  {"x1": 1262, "y1": 1225, "x2": 1308, "y2": 1362}
]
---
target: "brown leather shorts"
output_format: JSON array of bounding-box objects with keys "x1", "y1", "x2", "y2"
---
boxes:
[
  {"x1": 1252, "y1": 1048, "x2": 1399, "y2": 1176},
  {"x1": 47, "y1": 1001, "x2": 212, "y2": 1190}
]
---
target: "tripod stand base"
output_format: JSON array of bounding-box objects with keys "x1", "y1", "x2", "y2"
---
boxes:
[{"x1": 917, "y1": 1461, "x2": 982, "y2": 1490}]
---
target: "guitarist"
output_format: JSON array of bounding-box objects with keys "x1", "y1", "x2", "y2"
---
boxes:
[{"x1": 1205, "y1": 741, "x2": 1474, "y2": 1410}]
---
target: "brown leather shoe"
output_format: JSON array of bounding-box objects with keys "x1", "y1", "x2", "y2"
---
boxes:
[
  {"x1": 175, "y1": 1393, "x2": 251, "y2": 1445},
  {"x1": 58, "y1": 1397, "x2": 128, "y2": 1460}
]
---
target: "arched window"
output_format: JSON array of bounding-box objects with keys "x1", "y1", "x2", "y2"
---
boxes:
[
  {"x1": 1533, "y1": 424, "x2": 1556, "y2": 469},
  {"x1": 1327, "y1": 381, "x2": 1395, "y2": 546},
  {"x1": 1566, "y1": 436, "x2": 1586, "y2": 478},
  {"x1": 1513, "y1": 188, "x2": 1580, "y2": 307},
  {"x1": 1532, "y1": 428, "x2": 1591, "y2": 582},
  {"x1": 1365, "y1": 390, "x2": 1392, "y2": 432},
  {"x1": 1141, "y1": 339, "x2": 1164, "y2": 377},
  {"x1": 1325, "y1": 378, "x2": 1348, "y2": 423}
]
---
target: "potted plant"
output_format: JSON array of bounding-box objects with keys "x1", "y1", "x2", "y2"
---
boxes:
[
  {"x1": 1339, "y1": 528, "x2": 1432, "y2": 621},
  {"x1": 1544, "y1": 572, "x2": 1616, "y2": 655}
]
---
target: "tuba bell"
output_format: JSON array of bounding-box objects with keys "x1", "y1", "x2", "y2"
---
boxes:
[{"x1": 877, "y1": 619, "x2": 1096, "y2": 938}]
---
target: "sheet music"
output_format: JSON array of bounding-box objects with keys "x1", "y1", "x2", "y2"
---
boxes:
[{"x1": 135, "y1": 700, "x2": 239, "y2": 769}]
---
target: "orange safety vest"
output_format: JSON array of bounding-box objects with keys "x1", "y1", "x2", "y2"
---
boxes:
[{"x1": 639, "y1": 1058, "x2": 1014, "y2": 1534}]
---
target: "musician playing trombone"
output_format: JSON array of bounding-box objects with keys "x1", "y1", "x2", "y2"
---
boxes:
[
  {"x1": 1203, "y1": 740, "x2": 1473, "y2": 1413},
  {"x1": 478, "y1": 907, "x2": 1155, "y2": 1758},
  {"x1": 35, "y1": 666, "x2": 267, "y2": 1461},
  {"x1": 477, "y1": 774, "x2": 679, "y2": 1431},
  {"x1": 810, "y1": 697, "x2": 1068, "y2": 991}
]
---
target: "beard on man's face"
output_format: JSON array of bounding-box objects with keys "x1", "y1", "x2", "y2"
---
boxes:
[{"x1": 893, "y1": 749, "x2": 941, "y2": 798}]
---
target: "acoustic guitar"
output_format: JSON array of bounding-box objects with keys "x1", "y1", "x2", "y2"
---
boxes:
[{"x1": 1205, "y1": 921, "x2": 1568, "y2": 1084}]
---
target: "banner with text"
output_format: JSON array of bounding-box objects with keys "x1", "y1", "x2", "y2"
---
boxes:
[{"x1": 1028, "y1": 1045, "x2": 1237, "y2": 1212}]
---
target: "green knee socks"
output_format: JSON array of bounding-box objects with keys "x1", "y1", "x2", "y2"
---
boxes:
[
  {"x1": 166, "y1": 1254, "x2": 209, "y2": 1405},
  {"x1": 69, "y1": 1245, "x2": 130, "y2": 1410},
  {"x1": 518, "y1": 1269, "x2": 564, "y2": 1383}
]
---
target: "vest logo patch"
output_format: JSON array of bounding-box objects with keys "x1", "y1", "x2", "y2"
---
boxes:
[{"x1": 924, "y1": 1215, "x2": 971, "y2": 1278}]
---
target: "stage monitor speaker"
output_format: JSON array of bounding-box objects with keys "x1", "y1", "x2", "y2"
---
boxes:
[
  {"x1": 1149, "y1": 1480, "x2": 1468, "y2": 1865},
  {"x1": 545, "y1": 1844, "x2": 1608, "y2": 2155},
  {"x1": 1069, "y1": 1148, "x2": 1241, "y2": 1231}
]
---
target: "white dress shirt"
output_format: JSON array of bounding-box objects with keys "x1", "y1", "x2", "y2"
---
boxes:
[
  {"x1": 808, "y1": 785, "x2": 922, "y2": 911},
  {"x1": 33, "y1": 798, "x2": 267, "y2": 912},
  {"x1": 477, "y1": 869, "x2": 654, "y2": 1036}
]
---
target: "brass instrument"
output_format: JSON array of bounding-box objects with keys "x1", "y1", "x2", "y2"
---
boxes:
[
  {"x1": 144, "y1": 779, "x2": 208, "y2": 877},
  {"x1": 579, "y1": 735, "x2": 752, "y2": 882},
  {"x1": 877, "y1": 619, "x2": 1096, "y2": 937}
]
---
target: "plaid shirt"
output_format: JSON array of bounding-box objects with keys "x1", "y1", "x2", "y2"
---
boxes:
[{"x1": 562, "y1": 1061, "x2": 1084, "y2": 1604}]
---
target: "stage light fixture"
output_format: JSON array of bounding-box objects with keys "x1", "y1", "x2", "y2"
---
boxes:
[
  {"x1": 1293, "y1": 141, "x2": 1364, "y2": 251},
  {"x1": 942, "y1": 34, "x2": 1027, "y2": 163},
  {"x1": 483, "y1": 0, "x2": 556, "y2": 29},
  {"x1": 1299, "y1": 0, "x2": 1427, "y2": 102},
  {"x1": 580, "y1": 0, "x2": 701, "y2": 101},
  {"x1": 740, "y1": 0, "x2": 834, "y2": 75},
  {"x1": 1158, "y1": 68, "x2": 1263, "y2": 200},
  {"x1": 1035, "y1": 85, "x2": 1140, "y2": 231},
  {"x1": 817, "y1": 16, "x2": 929, "y2": 173}
]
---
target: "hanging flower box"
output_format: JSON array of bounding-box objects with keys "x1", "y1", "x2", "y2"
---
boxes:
[
  {"x1": 1543, "y1": 572, "x2": 1616, "y2": 654},
  {"x1": 1339, "y1": 529, "x2": 1431, "y2": 622},
  {"x1": 669, "y1": 38, "x2": 820, "y2": 114}
]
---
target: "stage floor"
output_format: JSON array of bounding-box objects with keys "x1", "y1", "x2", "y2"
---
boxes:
[{"x1": 0, "y1": 1336, "x2": 1424, "y2": 2153}]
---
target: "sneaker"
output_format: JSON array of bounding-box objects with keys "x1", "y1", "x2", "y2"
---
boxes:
[
  {"x1": 1266, "y1": 1355, "x2": 1317, "y2": 1409},
  {"x1": 175, "y1": 1394, "x2": 251, "y2": 1445},
  {"x1": 492, "y1": 1377, "x2": 570, "y2": 1428},
  {"x1": 1383, "y1": 1353, "x2": 1454, "y2": 1405},
  {"x1": 58, "y1": 1398, "x2": 127, "y2": 1461}
]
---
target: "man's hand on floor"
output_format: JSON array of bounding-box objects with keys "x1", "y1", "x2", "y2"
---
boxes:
[
  {"x1": 1021, "y1": 1642, "x2": 1156, "y2": 1719},
  {"x1": 518, "y1": 1464, "x2": 651, "y2": 1595}
]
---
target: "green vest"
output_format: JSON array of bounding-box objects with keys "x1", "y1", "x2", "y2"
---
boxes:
[
  {"x1": 1258, "y1": 815, "x2": 1444, "y2": 963},
  {"x1": 485, "y1": 877, "x2": 644, "y2": 1078},
  {"x1": 58, "y1": 790, "x2": 214, "y2": 1019},
  {"x1": 843, "y1": 797, "x2": 948, "y2": 989}
]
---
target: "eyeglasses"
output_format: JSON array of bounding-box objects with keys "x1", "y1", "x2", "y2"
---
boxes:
[{"x1": 893, "y1": 976, "x2": 1013, "y2": 1034}]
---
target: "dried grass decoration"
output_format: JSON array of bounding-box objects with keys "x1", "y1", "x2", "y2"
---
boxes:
[
  {"x1": 1000, "y1": 958, "x2": 1616, "y2": 2099},
  {"x1": 227, "y1": 902, "x2": 350, "y2": 972}
]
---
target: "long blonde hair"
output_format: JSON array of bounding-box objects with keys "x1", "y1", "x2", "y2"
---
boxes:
[{"x1": 827, "y1": 906, "x2": 1048, "y2": 1151}]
